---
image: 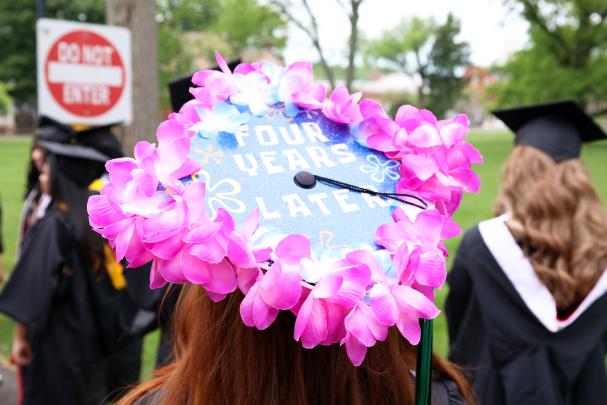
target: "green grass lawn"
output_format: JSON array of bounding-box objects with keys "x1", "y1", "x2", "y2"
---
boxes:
[{"x1": 0, "y1": 132, "x2": 606, "y2": 373}]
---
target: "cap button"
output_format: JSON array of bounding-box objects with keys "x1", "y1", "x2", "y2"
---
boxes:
[{"x1": 294, "y1": 171, "x2": 316, "y2": 189}]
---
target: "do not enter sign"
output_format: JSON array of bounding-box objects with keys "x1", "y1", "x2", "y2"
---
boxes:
[
  {"x1": 37, "y1": 19, "x2": 132, "y2": 125},
  {"x1": 46, "y1": 31, "x2": 125, "y2": 117}
]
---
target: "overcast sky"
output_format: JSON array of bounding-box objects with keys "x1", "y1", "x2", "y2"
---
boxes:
[{"x1": 281, "y1": 0, "x2": 530, "y2": 68}]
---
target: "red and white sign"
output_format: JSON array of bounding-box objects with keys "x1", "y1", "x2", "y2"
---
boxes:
[{"x1": 37, "y1": 19, "x2": 132, "y2": 125}]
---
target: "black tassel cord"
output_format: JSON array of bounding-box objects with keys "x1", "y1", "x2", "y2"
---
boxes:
[{"x1": 313, "y1": 175, "x2": 428, "y2": 210}]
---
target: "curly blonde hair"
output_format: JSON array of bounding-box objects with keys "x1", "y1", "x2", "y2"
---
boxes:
[{"x1": 494, "y1": 145, "x2": 607, "y2": 310}]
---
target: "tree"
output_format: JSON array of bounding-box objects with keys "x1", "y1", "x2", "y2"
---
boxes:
[
  {"x1": 338, "y1": 0, "x2": 363, "y2": 92},
  {"x1": 156, "y1": 0, "x2": 220, "y2": 32},
  {"x1": 158, "y1": 25, "x2": 192, "y2": 111},
  {"x1": 426, "y1": 14, "x2": 470, "y2": 120},
  {"x1": 106, "y1": 0, "x2": 159, "y2": 156},
  {"x1": 369, "y1": 17, "x2": 436, "y2": 108},
  {"x1": 0, "y1": 0, "x2": 105, "y2": 105},
  {"x1": 271, "y1": 0, "x2": 365, "y2": 92},
  {"x1": 212, "y1": 0, "x2": 287, "y2": 57},
  {"x1": 270, "y1": 0, "x2": 336, "y2": 90},
  {"x1": 0, "y1": 82, "x2": 14, "y2": 116},
  {"x1": 490, "y1": 0, "x2": 607, "y2": 114}
]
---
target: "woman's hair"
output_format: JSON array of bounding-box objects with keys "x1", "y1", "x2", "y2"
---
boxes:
[
  {"x1": 118, "y1": 284, "x2": 475, "y2": 405},
  {"x1": 26, "y1": 144, "x2": 43, "y2": 198},
  {"x1": 494, "y1": 145, "x2": 607, "y2": 310},
  {"x1": 47, "y1": 155, "x2": 106, "y2": 276}
]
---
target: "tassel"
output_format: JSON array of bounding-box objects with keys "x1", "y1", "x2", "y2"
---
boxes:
[{"x1": 415, "y1": 318, "x2": 433, "y2": 405}]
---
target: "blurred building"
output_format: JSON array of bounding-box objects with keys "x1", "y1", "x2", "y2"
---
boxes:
[
  {"x1": 455, "y1": 65, "x2": 505, "y2": 129},
  {"x1": 0, "y1": 103, "x2": 16, "y2": 135}
]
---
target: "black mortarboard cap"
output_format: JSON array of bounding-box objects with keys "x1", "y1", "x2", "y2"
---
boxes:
[
  {"x1": 492, "y1": 100, "x2": 607, "y2": 162},
  {"x1": 75, "y1": 123, "x2": 124, "y2": 159},
  {"x1": 168, "y1": 58, "x2": 242, "y2": 113},
  {"x1": 37, "y1": 115, "x2": 77, "y2": 143},
  {"x1": 36, "y1": 115, "x2": 123, "y2": 159},
  {"x1": 38, "y1": 140, "x2": 110, "y2": 188}
]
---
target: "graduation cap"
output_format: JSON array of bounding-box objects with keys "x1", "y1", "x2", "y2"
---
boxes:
[
  {"x1": 184, "y1": 104, "x2": 415, "y2": 249},
  {"x1": 492, "y1": 100, "x2": 607, "y2": 162},
  {"x1": 37, "y1": 115, "x2": 77, "y2": 143},
  {"x1": 38, "y1": 140, "x2": 111, "y2": 188},
  {"x1": 168, "y1": 58, "x2": 242, "y2": 112},
  {"x1": 74, "y1": 123, "x2": 123, "y2": 159},
  {"x1": 36, "y1": 115, "x2": 123, "y2": 159}
]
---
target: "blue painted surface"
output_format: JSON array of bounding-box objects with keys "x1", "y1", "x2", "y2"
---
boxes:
[{"x1": 182, "y1": 102, "x2": 404, "y2": 249}]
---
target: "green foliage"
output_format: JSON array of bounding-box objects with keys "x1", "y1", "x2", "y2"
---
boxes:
[
  {"x1": 367, "y1": 15, "x2": 469, "y2": 117},
  {"x1": 158, "y1": 25, "x2": 193, "y2": 111},
  {"x1": 212, "y1": 0, "x2": 287, "y2": 56},
  {"x1": 490, "y1": 0, "x2": 607, "y2": 111},
  {"x1": 0, "y1": 0, "x2": 105, "y2": 105},
  {"x1": 0, "y1": 82, "x2": 14, "y2": 116},
  {"x1": 156, "y1": 0, "x2": 221, "y2": 32},
  {"x1": 369, "y1": 17, "x2": 436, "y2": 72},
  {"x1": 426, "y1": 14, "x2": 470, "y2": 120}
]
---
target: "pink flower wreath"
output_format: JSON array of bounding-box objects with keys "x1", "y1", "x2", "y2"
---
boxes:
[{"x1": 88, "y1": 51, "x2": 482, "y2": 366}]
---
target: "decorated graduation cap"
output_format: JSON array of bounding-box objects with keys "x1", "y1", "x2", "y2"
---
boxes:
[
  {"x1": 493, "y1": 100, "x2": 607, "y2": 162},
  {"x1": 88, "y1": 51, "x2": 482, "y2": 402},
  {"x1": 39, "y1": 140, "x2": 111, "y2": 188}
]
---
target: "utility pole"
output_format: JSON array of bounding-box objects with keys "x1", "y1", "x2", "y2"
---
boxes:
[
  {"x1": 105, "y1": 0, "x2": 159, "y2": 157},
  {"x1": 37, "y1": 0, "x2": 45, "y2": 19}
]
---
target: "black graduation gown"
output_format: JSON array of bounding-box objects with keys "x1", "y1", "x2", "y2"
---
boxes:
[
  {"x1": 0, "y1": 208, "x2": 107, "y2": 405},
  {"x1": 446, "y1": 215, "x2": 607, "y2": 405},
  {"x1": 123, "y1": 264, "x2": 181, "y2": 368}
]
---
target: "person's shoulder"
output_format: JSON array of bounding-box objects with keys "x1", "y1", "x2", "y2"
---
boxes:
[
  {"x1": 432, "y1": 377, "x2": 469, "y2": 405},
  {"x1": 460, "y1": 223, "x2": 482, "y2": 248}
]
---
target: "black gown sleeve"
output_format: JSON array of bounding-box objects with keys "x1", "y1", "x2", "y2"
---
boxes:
[
  {"x1": 0, "y1": 214, "x2": 64, "y2": 332},
  {"x1": 445, "y1": 235, "x2": 474, "y2": 343}
]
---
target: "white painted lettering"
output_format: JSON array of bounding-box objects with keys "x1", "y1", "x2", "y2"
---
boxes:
[
  {"x1": 331, "y1": 143, "x2": 357, "y2": 164},
  {"x1": 302, "y1": 122, "x2": 329, "y2": 142},
  {"x1": 332, "y1": 189, "x2": 359, "y2": 213},
  {"x1": 279, "y1": 124, "x2": 305, "y2": 145},
  {"x1": 360, "y1": 185, "x2": 389, "y2": 208},
  {"x1": 256, "y1": 125, "x2": 279, "y2": 145},
  {"x1": 259, "y1": 151, "x2": 284, "y2": 174},
  {"x1": 233, "y1": 154, "x2": 259, "y2": 176},
  {"x1": 234, "y1": 125, "x2": 249, "y2": 146},
  {"x1": 283, "y1": 194, "x2": 312, "y2": 217},
  {"x1": 308, "y1": 193, "x2": 331, "y2": 215},
  {"x1": 305, "y1": 147, "x2": 335, "y2": 168},
  {"x1": 255, "y1": 197, "x2": 281, "y2": 219},
  {"x1": 282, "y1": 149, "x2": 311, "y2": 170}
]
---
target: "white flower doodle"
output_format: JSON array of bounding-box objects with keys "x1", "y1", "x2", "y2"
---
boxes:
[{"x1": 360, "y1": 154, "x2": 400, "y2": 182}]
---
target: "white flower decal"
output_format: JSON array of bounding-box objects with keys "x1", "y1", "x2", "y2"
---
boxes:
[{"x1": 360, "y1": 155, "x2": 400, "y2": 182}]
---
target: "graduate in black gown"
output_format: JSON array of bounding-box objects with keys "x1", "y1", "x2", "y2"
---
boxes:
[
  {"x1": 0, "y1": 141, "x2": 116, "y2": 404},
  {"x1": 446, "y1": 100, "x2": 607, "y2": 405},
  {"x1": 14, "y1": 117, "x2": 146, "y2": 402}
]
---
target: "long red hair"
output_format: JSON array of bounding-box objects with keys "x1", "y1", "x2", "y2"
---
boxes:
[{"x1": 118, "y1": 284, "x2": 475, "y2": 405}]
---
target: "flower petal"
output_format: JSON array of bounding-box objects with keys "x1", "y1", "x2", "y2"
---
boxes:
[
  {"x1": 370, "y1": 283, "x2": 399, "y2": 326},
  {"x1": 203, "y1": 258, "x2": 238, "y2": 294},
  {"x1": 395, "y1": 311, "x2": 421, "y2": 345},
  {"x1": 253, "y1": 293, "x2": 279, "y2": 330}
]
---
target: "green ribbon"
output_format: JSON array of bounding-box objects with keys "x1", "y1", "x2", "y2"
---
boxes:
[{"x1": 415, "y1": 318, "x2": 433, "y2": 405}]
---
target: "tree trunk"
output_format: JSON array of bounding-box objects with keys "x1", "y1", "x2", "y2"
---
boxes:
[
  {"x1": 106, "y1": 0, "x2": 159, "y2": 158},
  {"x1": 417, "y1": 71, "x2": 425, "y2": 109},
  {"x1": 345, "y1": 0, "x2": 361, "y2": 93}
]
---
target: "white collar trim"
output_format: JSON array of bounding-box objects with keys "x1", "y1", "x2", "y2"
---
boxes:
[{"x1": 478, "y1": 215, "x2": 607, "y2": 333}]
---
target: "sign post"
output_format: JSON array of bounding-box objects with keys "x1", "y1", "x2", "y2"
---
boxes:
[{"x1": 37, "y1": 18, "x2": 132, "y2": 125}]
